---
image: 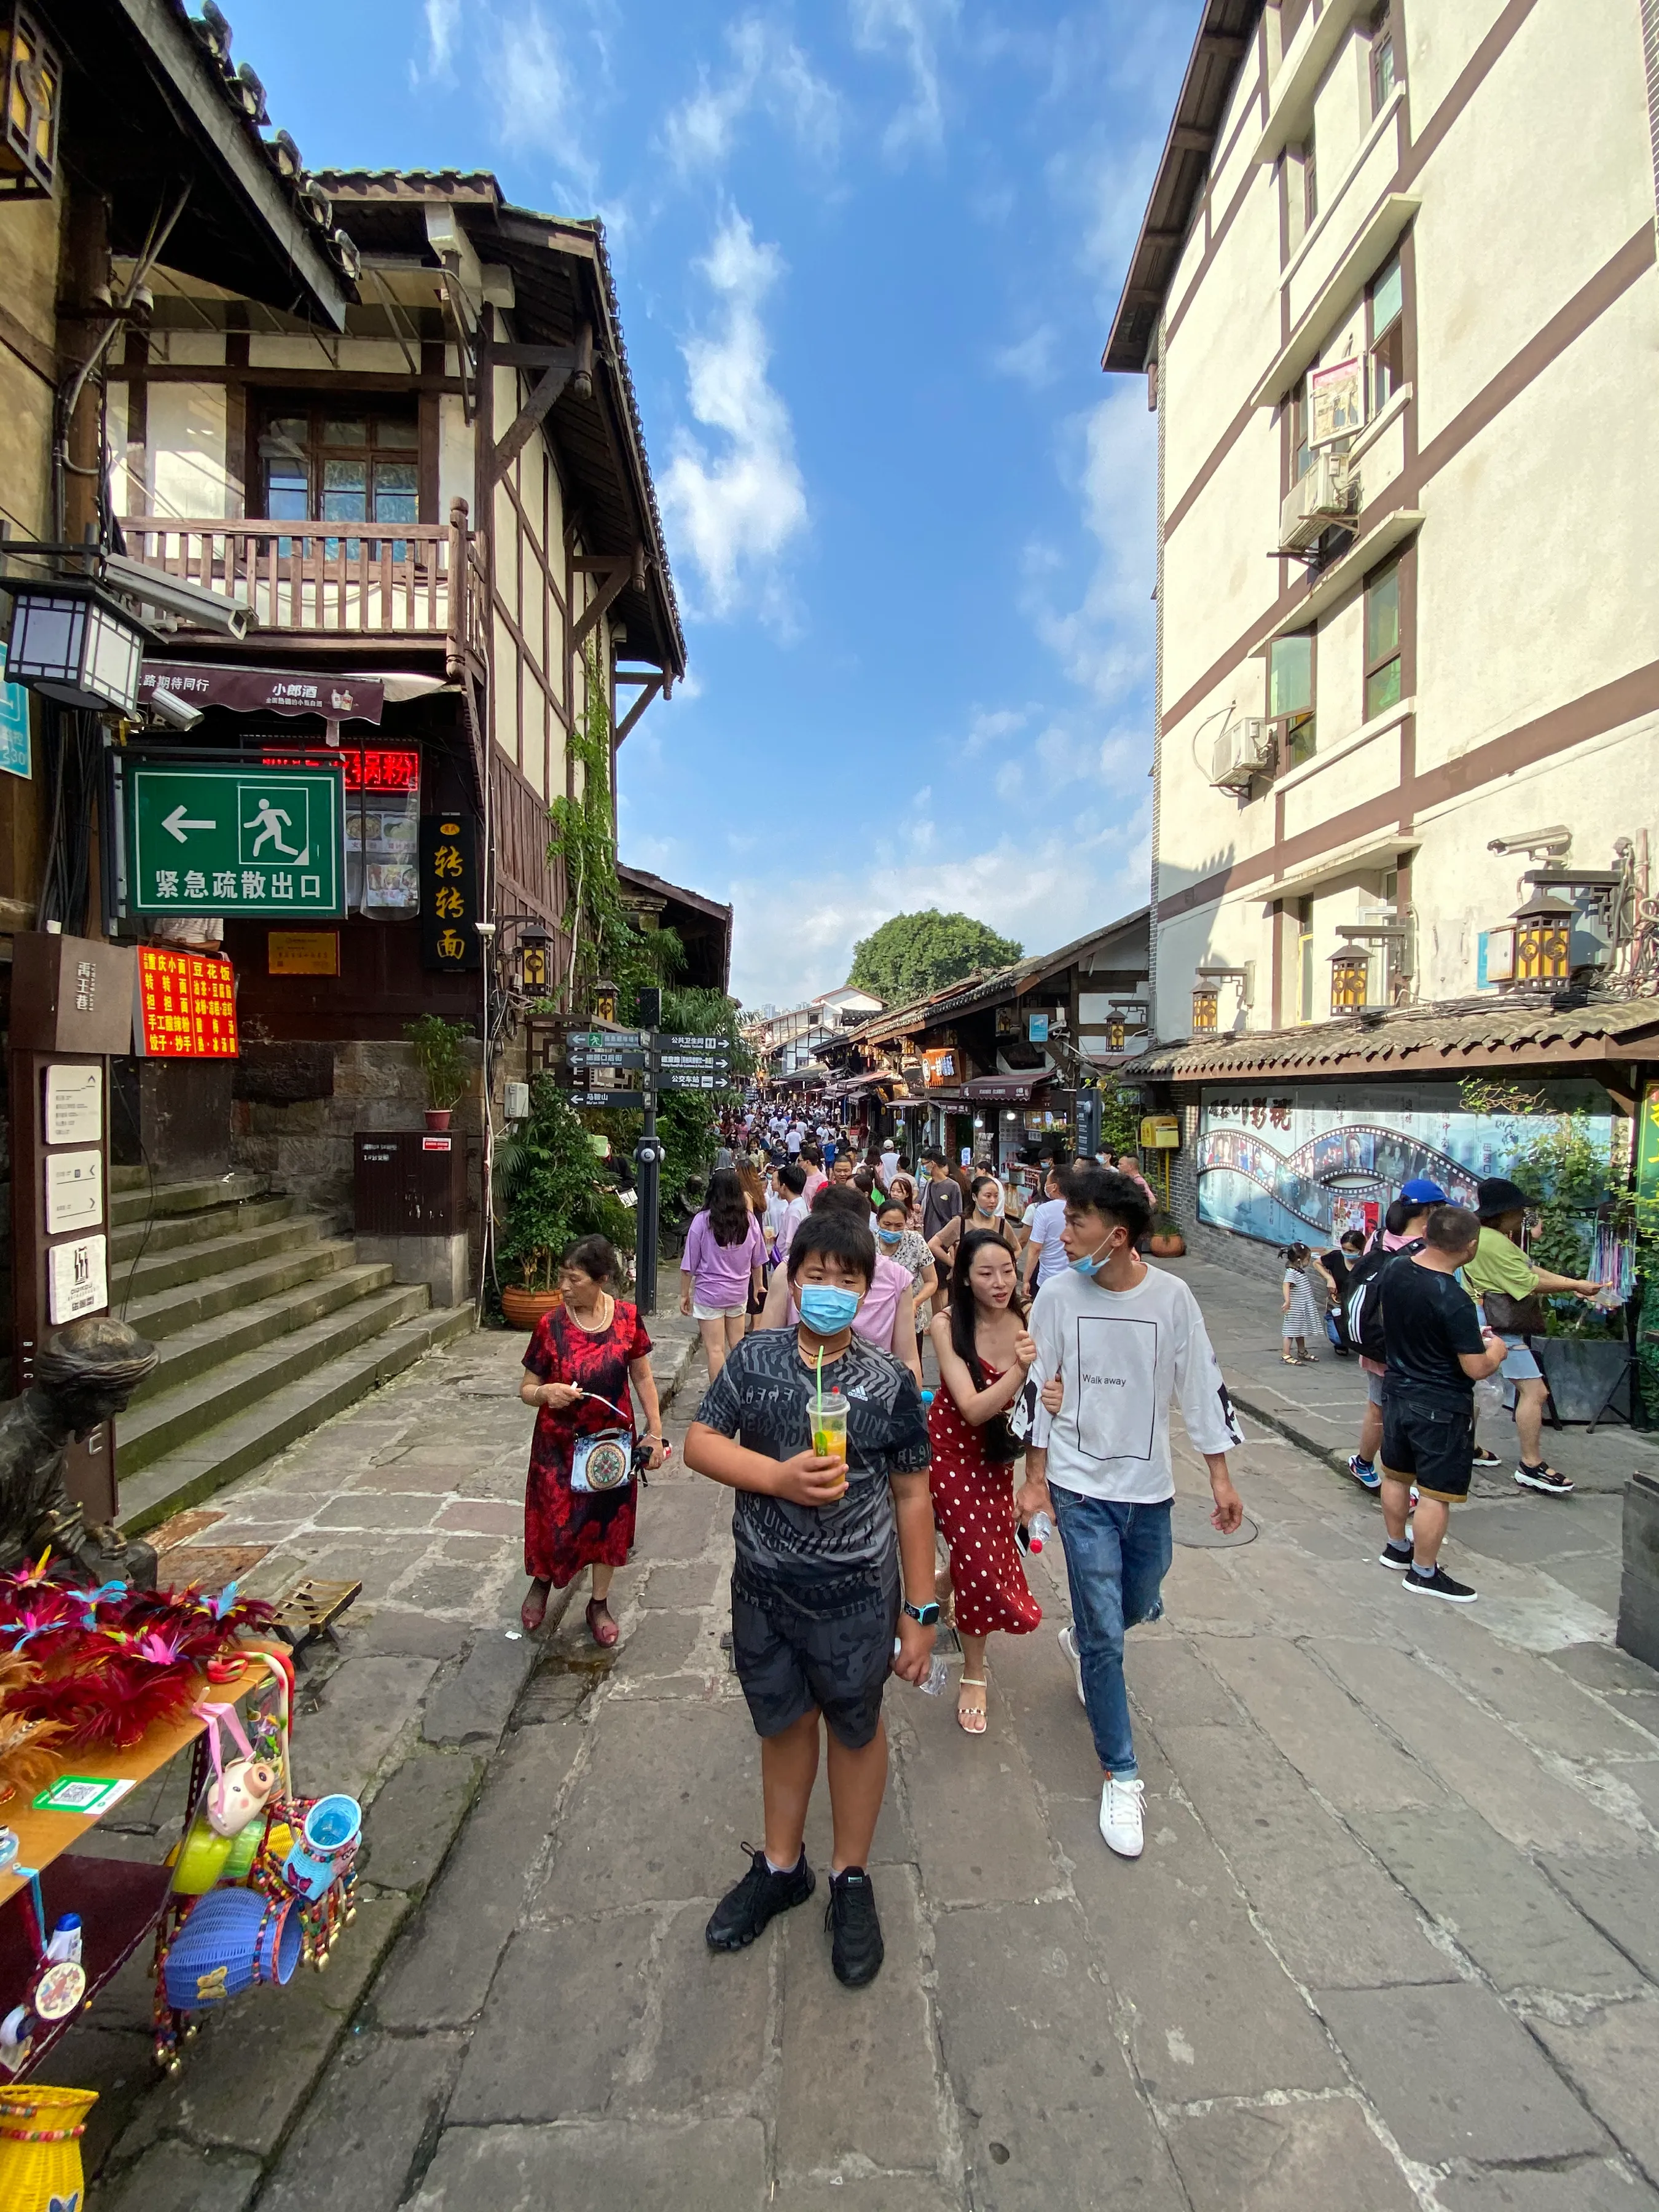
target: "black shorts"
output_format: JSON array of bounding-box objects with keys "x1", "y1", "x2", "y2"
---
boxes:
[
  {"x1": 1381, "y1": 1386, "x2": 1475, "y2": 1502},
  {"x1": 731, "y1": 1570, "x2": 899, "y2": 1748}
]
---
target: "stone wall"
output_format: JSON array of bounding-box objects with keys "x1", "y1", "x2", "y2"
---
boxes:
[{"x1": 232, "y1": 1038, "x2": 485, "y2": 1244}]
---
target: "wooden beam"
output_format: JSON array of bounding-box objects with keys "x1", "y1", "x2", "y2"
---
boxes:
[
  {"x1": 615, "y1": 672, "x2": 664, "y2": 745},
  {"x1": 106, "y1": 364, "x2": 465, "y2": 394},
  {"x1": 490, "y1": 326, "x2": 592, "y2": 482},
  {"x1": 571, "y1": 547, "x2": 638, "y2": 656}
]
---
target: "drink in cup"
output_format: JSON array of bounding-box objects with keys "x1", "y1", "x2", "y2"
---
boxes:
[{"x1": 812, "y1": 1390, "x2": 849, "y2": 1497}]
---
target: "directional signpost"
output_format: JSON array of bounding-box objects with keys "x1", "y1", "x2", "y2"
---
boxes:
[
  {"x1": 122, "y1": 759, "x2": 345, "y2": 917},
  {"x1": 556, "y1": 1024, "x2": 735, "y2": 1310}
]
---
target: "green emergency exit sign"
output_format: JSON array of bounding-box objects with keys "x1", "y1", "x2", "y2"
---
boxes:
[{"x1": 126, "y1": 762, "x2": 345, "y2": 917}]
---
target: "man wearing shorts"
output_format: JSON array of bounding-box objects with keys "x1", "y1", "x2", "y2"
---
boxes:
[
  {"x1": 1376, "y1": 1205, "x2": 1507, "y2": 1602},
  {"x1": 1464, "y1": 1176, "x2": 1607, "y2": 1496},
  {"x1": 686, "y1": 1207, "x2": 937, "y2": 1986},
  {"x1": 1344, "y1": 1178, "x2": 1444, "y2": 1491}
]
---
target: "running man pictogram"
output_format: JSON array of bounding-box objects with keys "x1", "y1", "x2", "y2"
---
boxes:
[{"x1": 245, "y1": 794, "x2": 302, "y2": 860}]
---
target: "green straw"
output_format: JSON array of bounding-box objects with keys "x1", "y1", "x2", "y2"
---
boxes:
[{"x1": 816, "y1": 1343, "x2": 823, "y2": 1429}]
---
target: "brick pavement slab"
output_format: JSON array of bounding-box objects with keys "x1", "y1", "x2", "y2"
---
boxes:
[
  {"x1": 406, "y1": 2116, "x2": 769, "y2": 2211},
  {"x1": 978, "y1": 1613, "x2": 1100, "y2": 1803},
  {"x1": 775, "y1": 1865, "x2": 943, "y2": 2175},
  {"x1": 773, "y1": 2179, "x2": 962, "y2": 2212},
  {"x1": 421, "y1": 1628, "x2": 540, "y2": 1744},
  {"x1": 637, "y1": 1558, "x2": 728, "y2": 1608},
  {"x1": 1054, "y1": 1767, "x2": 1345, "y2": 2102},
  {"x1": 1354, "y1": 1805, "x2": 1643, "y2": 1994},
  {"x1": 349, "y1": 1607, "x2": 471, "y2": 1660},
  {"x1": 292, "y1": 1652, "x2": 441, "y2": 1800},
  {"x1": 900, "y1": 1685, "x2": 1064, "y2": 1907},
  {"x1": 1532, "y1": 1996, "x2": 1659, "y2": 2182},
  {"x1": 256, "y1": 2028, "x2": 468, "y2": 2212},
  {"x1": 536, "y1": 1699, "x2": 761, "y2": 1910},
  {"x1": 1542, "y1": 1850, "x2": 1659, "y2": 1982},
  {"x1": 449, "y1": 1915, "x2": 659, "y2": 2121},
  {"x1": 1155, "y1": 1720, "x2": 1457, "y2": 1989},
  {"x1": 1125, "y1": 1630, "x2": 1238, "y2": 1725},
  {"x1": 374, "y1": 1724, "x2": 581, "y2": 2028},
  {"x1": 930, "y1": 1899, "x2": 1186, "y2": 2212},
  {"x1": 1555, "y1": 1641, "x2": 1659, "y2": 1695},
  {"x1": 614, "y1": 1898, "x2": 774, "y2": 2118},
  {"x1": 312, "y1": 1491, "x2": 444, "y2": 1530},
  {"x1": 96, "y1": 2140, "x2": 264, "y2": 2212},
  {"x1": 1162, "y1": 2096, "x2": 1417, "y2": 2212},
  {"x1": 360, "y1": 1746, "x2": 485, "y2": 1897},
  {"x1": 1212, "y1": 1633, "x2": 1446, "y2": 1812},
  {"x1": 1437, "y1": 2160, "x2": 1659, "y2": 2211},
  {"x1": 609, "y1": 1599, "x2": 710, "y2": 1681},
  {"x1": 1313, "y1": 1981, "x2": 1610, "y2": 2163}
]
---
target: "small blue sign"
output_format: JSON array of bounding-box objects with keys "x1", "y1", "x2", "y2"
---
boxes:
[
  {"x1": 0, "y1": 643, "x2": 30, "y2": 781},
  {"x1": 1027, "y1": 1012, "x2": 1049, "y2": 1043}
]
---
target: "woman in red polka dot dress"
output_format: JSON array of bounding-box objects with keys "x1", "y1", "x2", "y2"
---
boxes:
[{"x1": 927, "y1": 1229, "x2": 1043, "y2": 1735}]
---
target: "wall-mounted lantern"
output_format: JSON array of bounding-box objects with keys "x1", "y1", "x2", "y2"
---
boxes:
[
  {"x1": 1329, "y1": 949, "x2": 1371, "y2": 1014},
  {"x1": 516, "y1": 925, "x2": 551, "y2": 995},
  {"x1": 0, "y1": 4, "x2": 61, "y2": 197},
  {"x1": 1190, "y1": 983, "x2": 1220, "y2": 1033},
  {"x1": 4, "y1": 581, "x2": 144, "y2": 715},
  {"x1": 1512, "y1": 887, "x2": 1573, "y2": 984}
]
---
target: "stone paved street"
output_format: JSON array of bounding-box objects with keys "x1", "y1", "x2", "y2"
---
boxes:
[{"x1": 66, "y1": 1280, "x2": 1659, "y2": 2211}]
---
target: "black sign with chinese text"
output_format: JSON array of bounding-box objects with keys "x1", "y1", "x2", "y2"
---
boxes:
[{"x1": 419, "y1": 813, "x2": 480, "y2": 972}]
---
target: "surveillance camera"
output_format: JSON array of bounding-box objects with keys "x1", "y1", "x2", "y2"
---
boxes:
[
  {"x1": 103, "y1": 554, "x2": 251, "y2": 641},
  {"x1": 474, "y1": 921, "x2": 498, "y2": 938},
  {"x1": 1486, "y1": 826, "x2": 1571, "y2": 859},
  {"x1": 146, "y1": 686, "x2": 203, "y2": 732}
]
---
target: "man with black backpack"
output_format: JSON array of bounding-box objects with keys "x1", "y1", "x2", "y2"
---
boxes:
[{"x1": 1344, "y1": 1179, "x2": 1445, "y2": 1491}]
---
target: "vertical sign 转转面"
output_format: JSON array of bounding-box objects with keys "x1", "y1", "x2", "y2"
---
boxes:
[
  {"x1": 420, "y1": 814, "x2": 480, "y2": 972},
  {"x1": 135, "y1": 949, "x2": 240, "y2": 1059}
]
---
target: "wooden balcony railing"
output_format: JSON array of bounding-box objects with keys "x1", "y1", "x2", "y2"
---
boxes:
[{"x1": 116, "y1": 504, "x2": 488, "y2": 671}]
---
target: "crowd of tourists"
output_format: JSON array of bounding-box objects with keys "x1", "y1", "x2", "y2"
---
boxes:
[{"x1": 508, "y1": 1104, "x2": 1589, "y2": 1993}]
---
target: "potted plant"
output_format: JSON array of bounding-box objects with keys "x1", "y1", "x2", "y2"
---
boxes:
[
  {"x1": 405, "y1": 1015, "x2": 471, "y2": 1132},
  {"x1": 495, "y1": 1077, "x2": 635, "y2": 1328},
  {"x1": 1147, "y1": 1210, "x2": 1186, "y2": 1258}
]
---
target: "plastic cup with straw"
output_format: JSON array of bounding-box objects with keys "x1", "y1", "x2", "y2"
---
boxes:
[{"x1": 811, "y1": 1345, "x2": 849, "y2": 1499}]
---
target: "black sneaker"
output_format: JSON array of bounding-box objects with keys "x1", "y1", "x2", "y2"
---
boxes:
[
  {"x1": 1403, "y1": 1563, "x2": 1478, "y2": 1604},
  {"x1": 1378, "y1": 1539, "x2": 1414, "y2": 1571},
  {"x1": 705, "y1": 1846, "x2": 814, "y2": 1951},
  {"x1": 825, "y1": 1867, "x2": 884, "y2": 1987}
]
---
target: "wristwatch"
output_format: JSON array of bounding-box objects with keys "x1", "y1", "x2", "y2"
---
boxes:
[{"x1": 901, "y1": 1599, "x2": 941, "y2": 1626}]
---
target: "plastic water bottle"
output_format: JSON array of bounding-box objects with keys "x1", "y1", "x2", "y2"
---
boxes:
[
  {"x1": 894, "y1": 1639, "x2": 951, "y2": 1696},
  {"x1": 46, "y1": 1913, "x2": 82, "y2": 1965},
  {"x1": 1027, "y1": 1512, "x2": 1056, "y2": 1555}
]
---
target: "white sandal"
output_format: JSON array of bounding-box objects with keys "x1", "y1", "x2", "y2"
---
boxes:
[{"x1": 957, "y1": 1677, "x2": 987, "y2": 1736}]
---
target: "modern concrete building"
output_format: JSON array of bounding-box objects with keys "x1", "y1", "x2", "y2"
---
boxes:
[{"x1": 1108, "y1": 0, "x2": 1659, "y2": 1251}]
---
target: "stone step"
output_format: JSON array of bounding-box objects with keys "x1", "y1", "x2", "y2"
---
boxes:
[
  {"x1": 108, "y1": 1170, "x2": 270, "y2": 1228},
  {"x1": 119, "y1": 1282, "x2": 437, "y2": 1474},
  {"x1": 138, "y1": 1262, "x2": 400, "y2": 1397},
  {"x1": 109, "y1": 1164, "x2": 149, "y2": 1192},
  {"x1": 118, "y1": 1304, "x2": 477, "y2": 1534},
  {"x1": 109, "y1": 1193, "x2": 295, "y2": 1266},
  {"x1": 124, "y1": 1237, "x2": 359, "y2": 1344},
  {"x1": 119, "y1": 1214, "x2": 328, "y2": 1302}
]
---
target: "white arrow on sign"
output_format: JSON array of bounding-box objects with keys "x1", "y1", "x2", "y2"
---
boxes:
[{"x1": 162, "y1": 804, "x2": 217, "y2": 843}]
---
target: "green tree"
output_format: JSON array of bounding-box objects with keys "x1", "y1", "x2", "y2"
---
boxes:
[{"x1": 849, "y1": 909, "x2": 1023, "y2": 1007}]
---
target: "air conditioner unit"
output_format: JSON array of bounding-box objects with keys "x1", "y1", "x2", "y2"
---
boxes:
[
  {"x1": 1209, "y1": 718, "x2": 1273, "y2": 790},
  {"x1": 1278, "y1": 450, "x2": 1356, "y2": 552}
]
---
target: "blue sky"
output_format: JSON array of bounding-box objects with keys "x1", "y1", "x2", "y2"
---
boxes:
[{"x1": 233, "y1": 0, "x2": 1191, "y2": 1006}]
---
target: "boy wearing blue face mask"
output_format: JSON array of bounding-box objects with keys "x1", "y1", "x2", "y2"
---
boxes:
[
  {"x1": 686, "y1": 1207, "x2": 937, "y2": 1989},
  {"x1": 1017, "y1": 1166, "x2": 1244, "y2": 1862}
]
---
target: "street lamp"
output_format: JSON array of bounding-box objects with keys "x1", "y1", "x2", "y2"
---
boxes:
[
  {"x1": 516, "y1": 925, "x2": 551, "y2": 995},
  {"x1": 1512, "y1": 887, "x2": 1573, "y2": 984},
  {"x1": 1190, "y1": 983, "x2": 1220, "y2": 1033},
  {"x1": 4, "y1": 580, "x2": 144, "y2": 714}
]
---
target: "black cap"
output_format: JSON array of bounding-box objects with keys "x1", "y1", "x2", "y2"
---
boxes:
[{"x1": 1475, "y1": 1176, "x2": 1529, "y2": 1215}]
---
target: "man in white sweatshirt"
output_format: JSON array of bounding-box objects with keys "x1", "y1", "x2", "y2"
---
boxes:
[{"x1": 1018, "y1": 1165, "x2": 1244, "y2": 1861}]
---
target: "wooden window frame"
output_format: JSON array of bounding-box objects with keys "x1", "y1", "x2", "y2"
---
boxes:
[
  {"x1": 1367, "y1": 251, "x2": 1405, "y2": 415},
  {"x1": 1269, "y1": 628, "x2": 1317, "y2": 770},
  {"x1": 250, "y1": 397, "x2": 422, "y2": 528},
  {"x1": 1369, "y1": 3, "x2": 1398, "y2": 117}
]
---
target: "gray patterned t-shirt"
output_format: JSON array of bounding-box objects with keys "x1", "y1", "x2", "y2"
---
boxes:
[{"x1": 695, "y1": 1328, "x2": 931, "y2": 1610}]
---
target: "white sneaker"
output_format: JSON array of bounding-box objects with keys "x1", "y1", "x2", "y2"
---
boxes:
[
  {"x1": 1058, "y1": 1625, "x2": 1086, "y2": 1706},
  {"x1": 1099, "y1": 1773, "x2": 1145, "y2": 1859}
]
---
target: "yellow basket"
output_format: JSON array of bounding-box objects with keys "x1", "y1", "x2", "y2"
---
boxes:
[{"x1": 0, "y1": 2084, "x2": 97, "y2": 2211}]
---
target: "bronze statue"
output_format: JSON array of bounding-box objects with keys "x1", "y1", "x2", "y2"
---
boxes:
[{"x1": 0, "y1": 1317, "x2": 160, "y2": 1586}]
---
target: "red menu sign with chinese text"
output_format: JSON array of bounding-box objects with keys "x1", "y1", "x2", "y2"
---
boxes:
[{"x1": 135, "y1": 949, "x2": 240, "y2": 1059}]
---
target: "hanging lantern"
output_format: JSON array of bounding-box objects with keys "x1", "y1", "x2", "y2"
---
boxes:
[
  {"x1": 1511, "y1": 888, "x2": 1573, "y2": 984},
  {"x1": 1190, "y1": 984, "x2": 1219, "y2": 1033},
  {"x1": 1107, "y1": 1016, "x2": 1126, "y2": 1053},
  {"x1": 591, "y1": 977, "x2": 618, "y2": 1024},
  {"x1": 0, "y1": 3, "x2": 61, "y2": 197},
  {"x1": 1329, "y1": 950, "x2": 1370, "y2": 1014},
  {"x1": 4, "y1": 581, "x2": 144, "y2": 715},
  {"x1": 517, "y1": 925, "x2": 550, "y2": 995}
]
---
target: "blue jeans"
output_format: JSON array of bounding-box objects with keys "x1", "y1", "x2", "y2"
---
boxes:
[{"x1": 1050, "y1": 1488, "x2": 1173, "y2": 1778}]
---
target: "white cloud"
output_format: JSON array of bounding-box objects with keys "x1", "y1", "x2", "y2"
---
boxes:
[
  {"x1": 962, "y1": 705, "x2": 1032, "y2": 759},
  {"x1": 850, "y1": 0, "x2": 960, "y2": 158},
  {"x1": 1031, "y1": 382, "x2": 1158, "y2": 704},
  {"x1": 659, "y1": 212, "x2": 809, "y2": 623},
  {"x1": 665, "y1": 17, "x2": 840, "y2": 173},
  {"x1": 415, "y1": 0, "x2": 461, "y2": 80},
  {"x1": 992, "y1": 324, "x2": 1061, "y2": 389}
]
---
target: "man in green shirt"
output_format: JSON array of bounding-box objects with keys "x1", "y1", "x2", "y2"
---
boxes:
[{"x1": 1464, "y1": 1177, "x2": 1607, "y2": 1495}]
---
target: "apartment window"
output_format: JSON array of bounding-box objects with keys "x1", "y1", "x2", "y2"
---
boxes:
[
  {"x1": 1369, "y1": 251, "x2": 1404, "y2": 410},
  {"x1": 259, "y1": 404, "x2": 420, "y2": 527},
  {"x1": 1296, "y1": 896, "x2": 1316, "y2": 1023},
  {"x1": 1365, "y1": 560, "x2": 1403, "y2": 718},
  {"x1": 1292, "y1": 375, "x2": 1312, "y2": 482},
  {"x1": 1302, "y1": 130, "x2": 1317, "y2": 226},
  {"x1": 1269, "y1": 632, "x2": 1316, "y2": 767},
  {"x1": 1370, "y1": 4, "x2": 1397, "y2": 115}
]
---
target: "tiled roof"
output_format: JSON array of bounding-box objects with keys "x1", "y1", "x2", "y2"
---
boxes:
[
  {"x1": 847, "y1": 908, "x2": 1151, "y2": 1046},
  {"x1": 1122, "y1": 992, "x2": 1659, "y2": 1083}
]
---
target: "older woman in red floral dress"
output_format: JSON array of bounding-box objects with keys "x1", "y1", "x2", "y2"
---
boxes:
[{"x1": 519, "y1": 1235, "x2": 665, "y2": 1644}]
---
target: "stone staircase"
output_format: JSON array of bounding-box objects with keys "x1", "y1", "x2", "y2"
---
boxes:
[{"x1": 108, "y1": 1164, "x2": 473, "y2": 1535}]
